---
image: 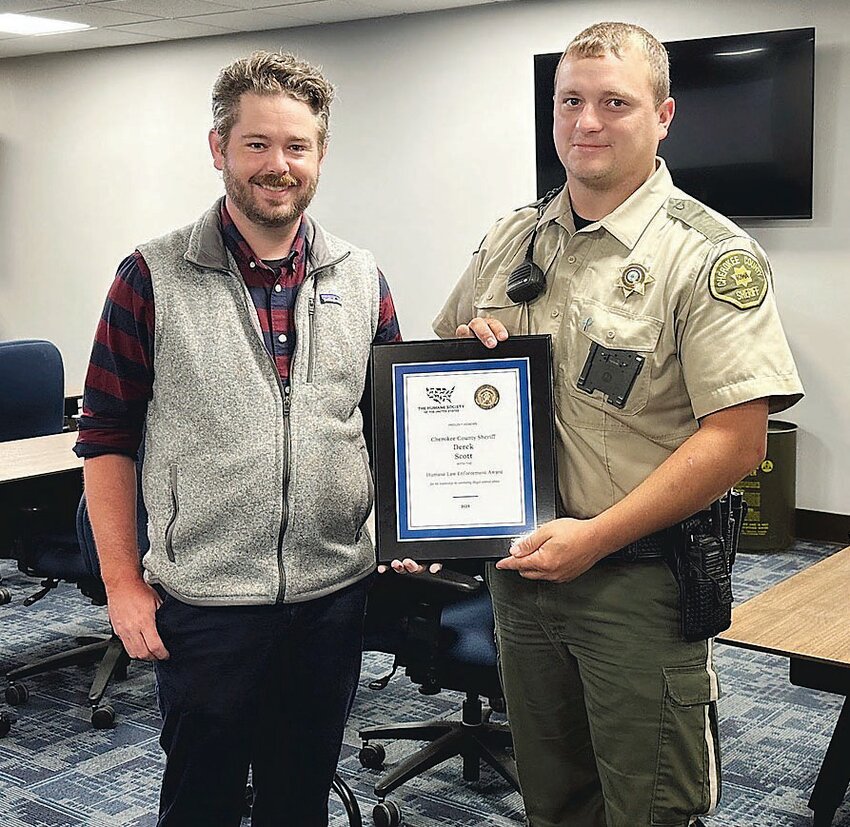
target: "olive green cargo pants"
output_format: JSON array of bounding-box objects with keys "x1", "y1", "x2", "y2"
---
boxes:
[{"x1": 488, "y1": 560, "x2": 720, "y2": 827}]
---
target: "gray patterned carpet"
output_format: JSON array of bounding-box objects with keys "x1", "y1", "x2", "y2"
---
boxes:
[{"x1": 1, "y1": 541, "x2": 848, "y2": 826}]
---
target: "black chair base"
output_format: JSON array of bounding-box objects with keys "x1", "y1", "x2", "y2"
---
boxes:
[
  {"x1": 244, "y1": 773, "x2": 362, "y2": 826},
  {"x1": 359, "y1": 692, "x2": 519, "y2": 799},
  {"x1": 5, "y1": 633, "x2": 130, "y2": 727}
]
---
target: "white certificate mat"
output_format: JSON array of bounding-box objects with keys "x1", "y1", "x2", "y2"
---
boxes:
[{"x1": 393, "y1": 358, "x2": 535, "y2": 541}]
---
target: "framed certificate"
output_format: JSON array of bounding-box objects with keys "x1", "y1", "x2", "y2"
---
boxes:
[{"x1": 371, "y1": 335, "x2": 557, "y2": 562}]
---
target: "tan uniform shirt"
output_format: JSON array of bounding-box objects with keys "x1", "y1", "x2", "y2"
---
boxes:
[{"x1": 434, "y1": 160, "x2": 803, "y2": 520}]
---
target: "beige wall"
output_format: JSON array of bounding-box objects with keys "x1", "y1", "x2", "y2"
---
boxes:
[{"x1": 0, "y1": 0, "x2": 847, "y2": 513}]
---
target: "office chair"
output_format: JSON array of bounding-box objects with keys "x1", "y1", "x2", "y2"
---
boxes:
[
  {"x1": 359, "y1": 568, "x2": 519, "y2": 827},
  {"x1": 0, "y1": 339, "x2": 65, "y2": 442},
  {"x1": 5, "y1": 492, "x2": 143, "y2": 729},
  {"x1": 0, "y1": 337, "x2": 66, "y2": 564},
  {"x1": 0, "y1": 339, "x2": 132, "y2": 729}
]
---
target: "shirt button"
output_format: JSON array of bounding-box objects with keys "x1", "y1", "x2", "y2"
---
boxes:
[
  {"x1": 607, "y1": 330, "x2": 616, "y2": 340},
  {"x1": 249, "y1": 260, "x2": 256, "y2": 269},
  {"x1": 551, "y1": 309, "x2": 560, "y2": 318},
  {"x1": 567, "y1": 255, "x2": 576, "y2": 264},
  {"x1": 274, "y1": 284, "x2": 282, "y2": 293},
  {"x1": 278, "y1": 334, "x2": 287, "y2": 343},
  {"x1": 486, "y1": 293, "x2": 494, "y2": 301}
]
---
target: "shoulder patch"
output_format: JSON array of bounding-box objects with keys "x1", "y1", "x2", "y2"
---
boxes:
[
  {"x1": 667, "y1": 198, "x2": 737, "y2": 244},
  {"x1": 708, "y1": 250, "x2": 768, "y2": 310}
]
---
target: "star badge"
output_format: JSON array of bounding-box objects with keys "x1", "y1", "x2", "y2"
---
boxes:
[{"x1": 616, "y1": 264, "x2": 654, "y2": 298}]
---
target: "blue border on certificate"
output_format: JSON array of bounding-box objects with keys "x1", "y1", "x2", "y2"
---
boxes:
[{"x1": 393, "y1": 358, "x2": 536, "y2": 541}]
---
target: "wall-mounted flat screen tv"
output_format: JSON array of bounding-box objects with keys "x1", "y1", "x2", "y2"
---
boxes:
[{"x1": 534, "y1": 28, "x2": 815, "y2": 219}]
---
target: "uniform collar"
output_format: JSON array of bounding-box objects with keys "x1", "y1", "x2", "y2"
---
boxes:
[{"x1": 542, "y1": 158, "x2": 674, "y2": 251}]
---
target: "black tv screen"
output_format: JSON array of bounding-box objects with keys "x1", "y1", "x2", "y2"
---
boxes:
[{"x1": 534, "y1": 28, "x2": 815, "y2": 219}]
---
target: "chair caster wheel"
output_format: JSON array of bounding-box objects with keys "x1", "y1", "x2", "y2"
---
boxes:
[
  {"x1": 359, "y1": 742, "x2": 386, "y2": 769},
  {"x1": 91, "y1": 704, "x2": 116, "y2": 729},
  {"x1": 5, "y1": 683, "x2": 29, "y2": 706},
  {"x1": 373, "y1": 800, "x2": 402, "y2": 827},
  {"x1": 244, "y1": 783, "x2": 254, "y2": 816},
  {"x1": 0, "y1": 587, "x2": 11, "y2": 605},
  {"x1": 0, "y1": 712, "x2": 12, "y2": 737}
]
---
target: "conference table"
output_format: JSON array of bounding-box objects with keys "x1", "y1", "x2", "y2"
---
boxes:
[
  {"x1": 0, "y1": 431, "x2": 82, "y2": 485},
  {"x1": 718, "y1": 546, "x2": 850, "y2": 826}
]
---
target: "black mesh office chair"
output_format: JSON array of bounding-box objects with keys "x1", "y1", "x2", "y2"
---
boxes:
[{"x1": 359, "y1": 567, "x2": 519, "y2": 827}]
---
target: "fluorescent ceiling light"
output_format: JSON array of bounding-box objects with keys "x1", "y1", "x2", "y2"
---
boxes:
[{"x1": 0, "y1": 13, "x2": 91, "y2": 36}]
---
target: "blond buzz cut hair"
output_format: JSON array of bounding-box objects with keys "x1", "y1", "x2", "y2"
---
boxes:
[
  {"x1": 212, "y1": 50, "x2": 335, "y2": 150},
  {"x1": 558, "y1": 22, "x2": 671, "y2": 106}
]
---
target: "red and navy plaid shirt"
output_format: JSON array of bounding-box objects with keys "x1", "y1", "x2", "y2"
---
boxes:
[{"x1": 75, "y1": 203, "x2": 401, "y2": 459}]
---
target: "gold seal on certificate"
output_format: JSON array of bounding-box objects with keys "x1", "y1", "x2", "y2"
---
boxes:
[
  {"x1": 474, "y1": 384, "x2": 500, "y2": 410},
  {"x1": 370, "y1": 336, "x2": 557, "y2": 563}
]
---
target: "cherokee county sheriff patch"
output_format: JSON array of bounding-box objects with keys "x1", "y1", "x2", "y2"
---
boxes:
[
  {"x1": 709, "y1": 250, "x2": 768, "y2": 310},
  {"x1": 474, "y1": 384, "x2": 500, "y2": 409},
  {"x1": 616, "y1": 263, "x2": 655, "y2": 298}
]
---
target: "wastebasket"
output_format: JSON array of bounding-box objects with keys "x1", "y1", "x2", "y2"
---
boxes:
[{"x1": 738, "y1": 419, "x2": 797, "y2": 551}]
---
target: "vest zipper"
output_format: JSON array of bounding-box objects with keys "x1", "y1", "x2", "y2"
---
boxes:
[
  {"x1": 276, "y1": 382, "x2": 292, "y2": 603},
  {"x1": 307, "y1": 286, "x2": 317, "y2": 384},
  {"x1": 304, "y1": 251, "x2": 350, "y2": 385}
]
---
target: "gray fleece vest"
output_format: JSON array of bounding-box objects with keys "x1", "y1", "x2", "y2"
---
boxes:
[{"x1": 138, "y1": 201, "x2": 378, "y2": 605}]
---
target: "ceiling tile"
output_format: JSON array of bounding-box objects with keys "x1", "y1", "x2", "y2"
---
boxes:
[
  {"x1": 111, "y1": 17, "x2": 235, "y2": 37},
  {"x1": 0, "y1": 0, "x2": 504, "y2": 60},
  {"x1": 247, "y1": 0, "x2": 395, "y2": 24},
  {"x1": 96, "y1": 0, "x2": 239, "y2": 18},
  {"x1": 0, "y1": 24, "x2": 162, "y2": 58},
  {"x1": 194, "y1": 0, "x2": 323, "y2": 7},
  {"x1": 0, "y1": 1, "x2": 82, "y2": 11},
  {"x1": 185, "y1": 7, "x2": 313, "y2": 31},
  {"x1": 18, "y1": 5, "x2": 158, "y2": 26}
]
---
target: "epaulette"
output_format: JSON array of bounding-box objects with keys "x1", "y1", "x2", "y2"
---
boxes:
[
  {"x1": 666, "y1": 197, "x2": 737, "y2": 244},
  {"x1": 515, "y1": 184, "x2": 565, "y2": 216}
]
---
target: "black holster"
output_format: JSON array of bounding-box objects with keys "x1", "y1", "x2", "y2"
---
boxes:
[{"x1": 669, "y1": 490, "x2": 747, "y2": 642}]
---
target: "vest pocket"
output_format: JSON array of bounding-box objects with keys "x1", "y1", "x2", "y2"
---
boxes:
[
  {"x1": 355, "y1": 445, "x2": 374, "y2": 543},
  {"x1": 163, "y1": 464, "x2": 180, "y2": 563}
]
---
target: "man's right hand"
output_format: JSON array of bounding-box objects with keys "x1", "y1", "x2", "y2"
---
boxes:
[
  {"x1": 105, "y1": 579, "x2": 170, "y2": 661},
  {"x1": 456, "y1": 317, "x2": 510, "y2": 348}
]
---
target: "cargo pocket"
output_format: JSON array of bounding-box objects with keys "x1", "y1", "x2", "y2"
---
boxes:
[{"x1": 651, "y1": 664, "x2": 719, "y2": 825}]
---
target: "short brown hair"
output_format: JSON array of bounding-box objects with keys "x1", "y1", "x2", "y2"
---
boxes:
[
  {"x1": 212, "y1": 50, "x2": 335, "y2": 149},
  {"x1": 558, "y1": 22, "x2": 670, "y2": 106}
]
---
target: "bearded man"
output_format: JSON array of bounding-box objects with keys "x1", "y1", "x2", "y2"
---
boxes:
[{"x1": 75, "y1": 50, "x2": 400, "y2": 827}]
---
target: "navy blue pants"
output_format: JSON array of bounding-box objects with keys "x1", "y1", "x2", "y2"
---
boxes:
[{"x1": 152, "y1": 576, "x2": 371, "y2": 827}]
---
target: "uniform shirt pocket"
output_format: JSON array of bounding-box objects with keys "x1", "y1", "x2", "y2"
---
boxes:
[
  {"x1": 564, "y1": 298, "x2": 663, "y2": 418},
  {"x1": 473, "y1": 273, "x2": 527, "y2": 333}
]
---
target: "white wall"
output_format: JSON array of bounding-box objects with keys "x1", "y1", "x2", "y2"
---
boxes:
[{"x1": 1, "y1": 0, "x2": 847, "y2": 514}]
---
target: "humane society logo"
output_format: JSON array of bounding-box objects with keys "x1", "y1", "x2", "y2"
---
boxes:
[{"x1": 426, "y1": 386, "x2": 455, "y2": 405}]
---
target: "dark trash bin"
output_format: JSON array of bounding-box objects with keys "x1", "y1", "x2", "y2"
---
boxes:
[{"x1": 738, "y1": 419, "x2": 797, "y2": 551}]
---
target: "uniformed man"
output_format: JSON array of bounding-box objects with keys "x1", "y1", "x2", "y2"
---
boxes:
[{"x1": 432, "y1": 21, "x2": 803, "y2": 827}]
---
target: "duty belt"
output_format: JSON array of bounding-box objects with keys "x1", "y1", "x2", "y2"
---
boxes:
[
  {"x1": 606, "y1": 526, "x2": 679, "y2": 562},
  {"x1": 605, "y1": 512, "x2": 714, "y2": 563}
]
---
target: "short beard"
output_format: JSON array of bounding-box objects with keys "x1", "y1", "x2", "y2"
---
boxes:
[{"x1": 222, "y1": 162, "x2": 318, "y2": 229}]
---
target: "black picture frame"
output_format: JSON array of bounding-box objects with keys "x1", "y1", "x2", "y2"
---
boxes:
[{"x1": 370, "y1": 335, "x2": 557, "y2": 563}]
